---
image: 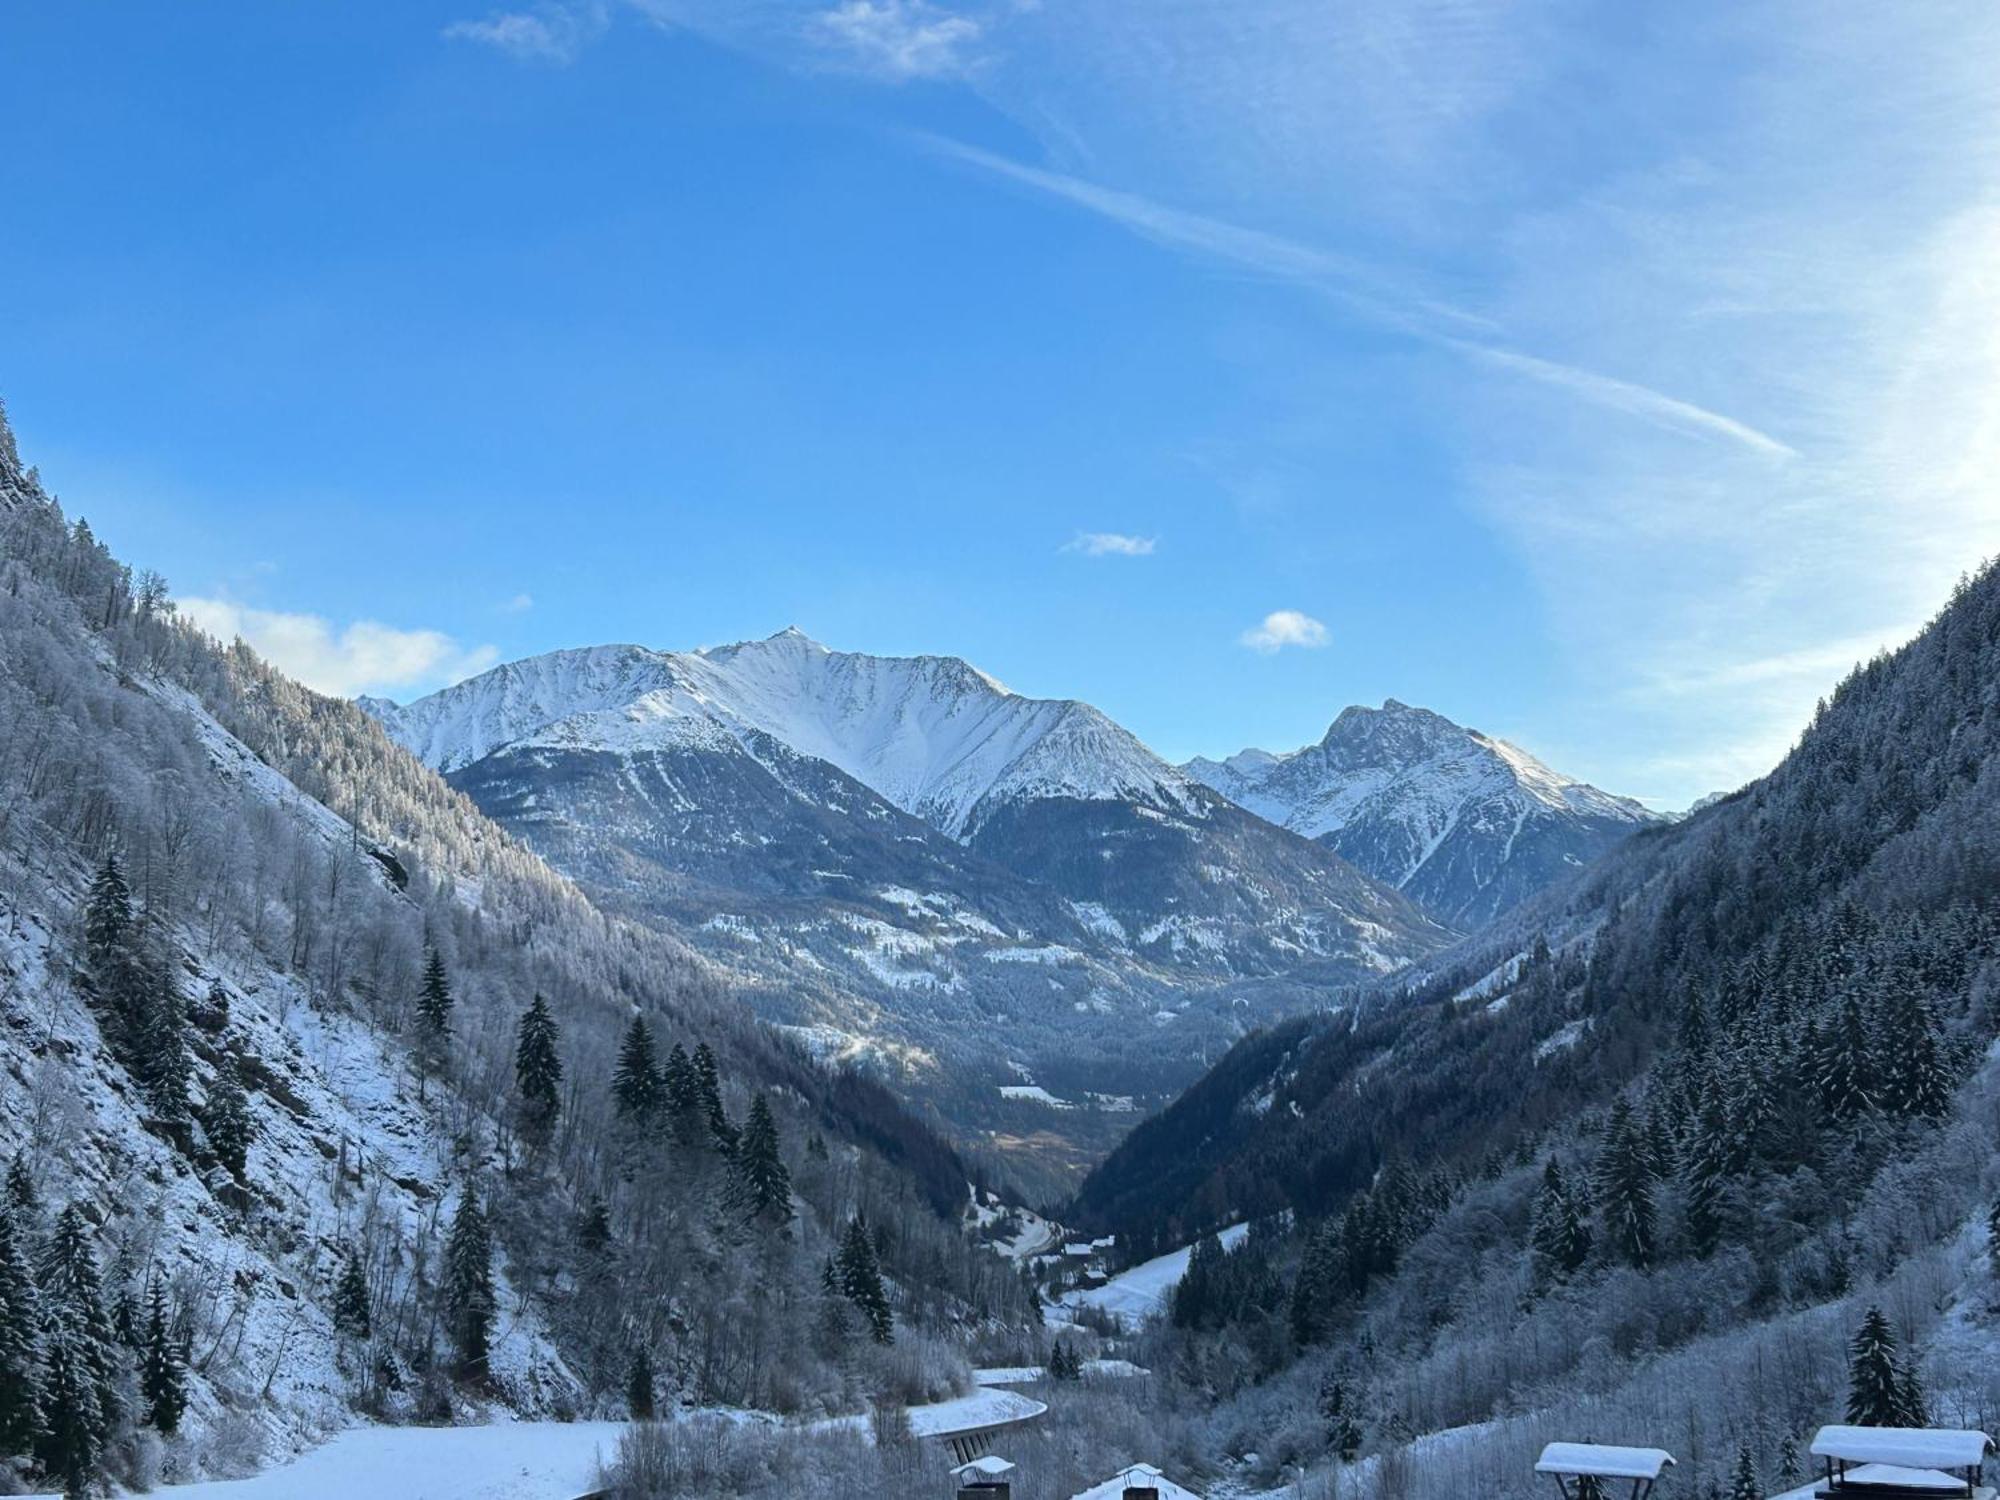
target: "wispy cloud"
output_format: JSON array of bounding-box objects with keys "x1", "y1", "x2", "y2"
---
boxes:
[
  {"x1": 179, "y1": 598, "x2": 500, "y2": 698},
  {"x1": 1240, "y1": 610, "x2": 1328, "y2": 653},
  {"x1": 1063, "y1": 531, "x2": 1155, "y2": 557},
  {"x1": 812, "y1": 0, "x2": 981, "y2": 80},
  {"x1": 444, "y1": 2, "x2": 608, "y2": 64},
  {"x1": 501, "y1": 591, "x2": 536, "y2": 613},
  {"x1": 922, "y1": 135, "x2": 1793, "y2": 460}
]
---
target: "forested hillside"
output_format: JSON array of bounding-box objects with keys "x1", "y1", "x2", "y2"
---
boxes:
[
  {"x1": 0, "y1": 403, "x2": 1032, "y2": 1494},
  {"x1": 1060, "y1": 556, "x2": 2000, "y2": 1494}
]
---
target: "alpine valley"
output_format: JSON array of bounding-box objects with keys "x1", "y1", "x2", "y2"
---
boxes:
[{"x1": 361, "y1": 635, "x2": 1649, "y2": 1185}]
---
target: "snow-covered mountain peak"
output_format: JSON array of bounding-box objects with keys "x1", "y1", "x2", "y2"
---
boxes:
[
  {"x1": 370, "y1": 634, "x2": 1191, "y2": 838},
  {"x1": 1182, "y1": 699, "x2": 1660, "y2": 926}
]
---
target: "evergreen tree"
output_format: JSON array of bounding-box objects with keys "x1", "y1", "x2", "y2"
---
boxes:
[
  {"x1": 729, "y1": 1094, "x2": 793, "y2": 1228},
  {"x1": 1682, "y1": 1096, "x2": 1733, "y2": 1258},
  {"x1": 837, "y1": 1215, "x2": 894, "y2": 1345},
  {"x1": 1596, "y1": 1100, "x2": 1656, "y2": 1268},
  {"x1": 627, "y1": 1346, "x2": 655, "y2": 1420},
  {"x1": 1729, "y1": 1445, "x2": 1760, "y2": 1500},
  {"x1": 611, "y1": 1017, "x2": 661, "y2": 1124},
  {"x1": 136, "y1": 960, "x2": 192, "y2": 1121},
  {"x1": 37, "y1": 1310, "x2": 103, "y2": 1500},
  {"x1": 0, "y1": 1208, "x2": 43, "y2": 1456},
  {"x1": 332, "y1": 1245, "x2": 371, "y2": 1341},
  {"x1": 662, "y1": 1042, "x2": 698, "y2": 1141},
  {"x1": 1290, "y1": 1224, "x2": 1340, "y2": 1343},
  {"x1": 1049, "y1": 1338, "x2": 1081, "y2": 1380},
  {"x1": 443, "y1": 1190, "x2": 495, "y2": 1381},
  {"x1": 140, "y1": 1279, "x2": 186, "y2": 1435},
  {"x1": 1575, "y1": 1477, "x2": 1608, "y2": 1500},
  {"x1": 1817, "y1": 995, "x2": 1876, "y2": 1118},
  {"x1": 36, "y1": 1205, "x2": 120, "y2": 1426},
  {"x1": 1846, "y1": 1306, "x2": 1905, "y2": 1425},
  {"x1": 1988, "y1": 1197, "x2": 2000, "y2": 1282},
  {"x1": 205, "y1": 1051, "x2": 253, "y2": 1182},
  {"x1": 83, "y1": 855, "x2": 132, "y2": 965},
  {"x1": 1896, "y1": 1355, "x2": 1930, "y2": 1427},
  {"x1": 577, "y1": 1196, "x2": 612, "y2": 1258},
  {"x1": 1778, "y1": 1436, "x2": 1803, "y2": 1485},
  {"x1": 693, "y1": 1043, "x2": 736, "y2": 1155},
  {"x1": 1880, "y1": 988, "x2": 1953, "y2": 1119},
  {"x1": 1530, "y1": 1158, "x2": 1590, "y2": 1287},
  {"x1": 514, "y1": 994, "x2": 563, "y2": 1138},
  {"x1": 5, "y1": 1157, "x2": 36, "y2": 1219},
  {"x1": 415, "y1": 948, "x2": 453, "y2": 1075},
  {"x1": 1318, "y1": 1371, "x2": 1362, "y2": 1461}
]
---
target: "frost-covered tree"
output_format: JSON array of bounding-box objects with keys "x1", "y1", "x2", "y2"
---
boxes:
[
  {"x1": 83, "y1": 855, "x2": 132, "y2": 966},
  {"x1": 415, "y1": 947, "x2": 454, "y2": 1077},
  {"x1": 443, "y1": 1189, "x2": 495, "y2": 1381},
  {"x1": 513, "y1": 994, "x2": 563, "y2": 1139},
  {"x1": 332, "y1": 1245, "x2": 371, "y2": 1341},
  {"x1": 729, "y1": 1093, "x2": 792, "y2": 1229},
  {"x1": 1816, "y1": 995, "x2": 1876, "y2": 1119},
  {"x1": 612, "y1": 1017, "x2": 661, "y2": 1124},
  {"x1": 140, "y1": 1280, "x2": 186, "y2": 1434},
  {"x1": 0, "y1": 1208, "x2": 43, "y2": 1456},
  {"x1": 1596, "y1": 1099, "x2": 1656, "y2": 1268},
  {"x1": 837, "y1": 1215, "x2": 893, "y2": 1346},
  {"x1": 205, "y1": 1050, "x2": 253, "y2": 1182},
  {"x1": 1318, "y1": 1371, "x2": 1362, "y2": 1462},
  {"x1": 1729, "y1": 1445, "x2": 1760, "y2": 1500},
  {"x1": 37, "y1": 1309, "x2": 103, "y2": 1500},
  {"x1": 1530, "y1": 1158, "x2": 1591, "y2": 1286},
  {"x1": 693, "y1": 1042, "x2": 736, "y2": 1155},
  {"x1": 35, "y1": 1205, "x2": 120, "y2": 1427},
  {"x1": 1846, "y1": 1306, "x2": 1906, "y2": 1425}
]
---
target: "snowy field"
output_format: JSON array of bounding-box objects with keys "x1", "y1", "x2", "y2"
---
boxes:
[
  {"x1": 42, "y1": 1422, "x2": 631, "y2": 1500},
  {"x1": 1058, "y1": 1223, "x2": 1252, "y2": 1321}
]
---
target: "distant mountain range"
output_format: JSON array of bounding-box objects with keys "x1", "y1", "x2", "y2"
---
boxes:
[
  {"x1": 1185, "y1": 700, "x2": 1661, "y2": 927},
  {"x1": 364, "y1": 634, "x2": 1653, "y2": 1177}
]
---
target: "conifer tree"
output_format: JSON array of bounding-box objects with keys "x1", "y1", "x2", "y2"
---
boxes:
[
  {"x1": 693, "y1": 1043, "x2": 736, "y2": 1155},
  {"x1": 1818, "y1": 995, "x2": 1876, "y2": 1118},
  {"x1": 1896, "y1": 1355, "x2": 1930, "y2": 1427},
  {"x1": 1846, "y1": 1306, "x2": 1905, "y2": 1425},
  {"x1": 1987, "y1": 1197, "x2": 2000, "y2": 1282},
  {"x1": 443, "y1": 1190, "x2": 495, "y2": 1381},
  {"x1": 627, "y1": 1347, "x2": 655, "y2": 1420},
  {"x1": 1318, "y1": 1371, "x2": 1362, "y2": 1461},
  {"x1": 36, "y1": 1205, "x2": 120, "y2": 1426},
  {"x1": 1729, "y1": 1445, "x2": 1760, "y2": 1500},
  {"x1": 663, "y1": 1042, "x2": 698, "y2": 1139},
  {"x1": 1596, "y1": 1100, "x2": 1656, "y2": 1268},
  {"x1": 612, "y1": 1018, "x2": 662, "y2": 1124},
  {"x1": 1575, "y1": 1476, "x2": 1608, "y2": 1500},
  {"x1": 37, "y1": 1310, "x2": 103, "y2": 1500},
  {"x1": 1778, "y1": 1436, "x2": 1802, "y2": 1484},
  {"x1": 730, "y1": 1094, "x2": 793, "y2": 1228},
  {"x1": 514, "y1": 995, "x2": 563, "y2": 1138},
  {"x1": 1290, "y1": 1224, "x2": 1340, "y2": 1343},
  {"x1": 84, "y1": 855, "x2": 132, "y2": 966},
  {"x1": 205, "y1": 1051, "x2": 253, "y2": 1182},
  {"x1": 577, "y1": 1196, "x2": 612, "y2": 1259},
  {"x1": 0, "y1": 1208, "x2": 43, "y2": 1456},
  {"x1": 837, "y1": 1215, "x2": 894, "y2": 1345},
  {"x1": 415, "y1": 948, "x2": 453, "y2": 1076},
  {"x1": 5, "y1": 1157, "x2": 35, "y2": 1219},
  {"x1": 136, "y1": 962, "x2": 192, "y2": 1121},
  {"x1": 1530, "y1": 1158, "x2": 1590, "y2": 1286},
  {"x1": 140, "y1": 1279, "x2": 186, "y2": 1435},
  {"x1": 332, "y1": 1245, "x2": 371, "y2": 1341},
  {"x1": 1682, "y1": 1096, "x2": 1733, "y2": 1257},
  {"x1": 1880, "y1": 988, "x2": 1953, "y2": 1119}
]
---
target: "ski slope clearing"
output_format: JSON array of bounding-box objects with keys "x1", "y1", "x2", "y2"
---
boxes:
[
  {"x1": 76, "y1": 1422, "x2": 629, "y2": 1500},
  {"x1": 1059, "y1": 1223, "x2": 1252, "y2": 1321}
]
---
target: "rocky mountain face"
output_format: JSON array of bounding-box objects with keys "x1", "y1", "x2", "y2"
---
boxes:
[
  {"x1": 1184, "y1": 699, "x2": 1659, "y2": 927},
  {"x1": 367, "y1": 637, "x2": 1452, "y2": 1181}
]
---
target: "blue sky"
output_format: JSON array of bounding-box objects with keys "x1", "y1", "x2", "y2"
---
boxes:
[{"x1": 5, "y1": 3, "x2": 1999, "y2": 808}]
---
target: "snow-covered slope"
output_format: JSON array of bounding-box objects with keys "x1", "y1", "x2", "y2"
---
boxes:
[
  {"x1": 1185, "y1": 701, "x2": 1659, "y2": 927},
  {"x1": 375, "y1": 629, "x2": 1197, "y2": 839}
]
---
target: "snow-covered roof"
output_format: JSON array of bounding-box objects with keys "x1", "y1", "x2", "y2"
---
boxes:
[
  {"x1": 1069, "y1": 1462, "x2": 1205, "y2": 1500},
  {"x1": 1536, "y1": 1443, "x2": 1677, "y2": 1480},
  {"x1": 954, "y1": 1455, "x2": 1019, "y2": 1479},
  {"x1": 1811, "y1": 1428, "x2": 1995, "y2": 1471}
]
